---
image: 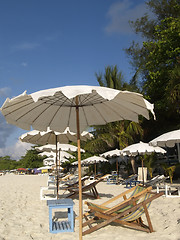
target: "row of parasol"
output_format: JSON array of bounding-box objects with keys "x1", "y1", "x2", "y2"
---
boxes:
[{"x1": 1, "y1": 85, "x2": 179, "y2": 239}]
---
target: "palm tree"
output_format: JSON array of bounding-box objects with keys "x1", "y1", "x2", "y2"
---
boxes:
[
  {"x1": 143, "y1": 153, "x2": 158, "y2": 178},
  {"x1": 161, "y1": 163, "x2": 179, "y2": 184},
  {"x1": 95, "y1": 65, "x2": 125, "y2": 90},
  {"x1": 85, "y1": 65, "x2": 144, "y2": 155}
]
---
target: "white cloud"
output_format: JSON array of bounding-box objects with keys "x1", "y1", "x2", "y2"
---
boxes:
[
  {"x1": 13, "y1": 42, "x2": 40, "y2": 51},
  {"x1": 21, "y1": 62, "x2": 28, "y2": 67},
  {"x1": 0, "y1": 87, "x2": 11, "y2": 97},
  {"x1": 105, "y1": 0, "x2": 148, "y2": 34},
  {"x1": 0, "y1": 140, "x2": 32, "y2": 160}
]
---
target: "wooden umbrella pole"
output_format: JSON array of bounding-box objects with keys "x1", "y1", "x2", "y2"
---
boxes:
[
  {"x1": 94, "y1": 162, "x2": 96, "y2": 178},
  {"x1": 59, "y1": 149, "x2": 61, "y2": 177},
  {"x1": 76, "y1": 96, "x2": 83, "y2": 240},
  {"x1": 142, "y1": 158, "x2": 144, "y2": 185}
]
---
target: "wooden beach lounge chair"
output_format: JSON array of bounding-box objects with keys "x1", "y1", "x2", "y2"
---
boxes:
[
  {"x1": 146, "y1": 175, "x2": 180, "y2": 197},
  {"x1": 124, "y1": 174, "x2": 140, "y2": 188},
  {"x1": 82, "y1": 185, "x2": 163, "y2": 236},
  {"x1": 164, "y1": 184, "x2": 180, "y2": 197},
  {"x1": 145, "y1": 175, "x2": 169, "y2": 193},
  {"x1": 40, "y1": 176, "x2": 89, "y2": 200},
  {"x1": 65, "y1": 178, "x2": 104, "y2": 199},
  {"x1": 47, "y1": 173, "x2": 74, "y2": 186},
  {"x1": 62, "y1": 176, "x2": 89, "y2": 189}
]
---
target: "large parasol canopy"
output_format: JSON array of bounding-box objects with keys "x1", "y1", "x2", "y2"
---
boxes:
[
  {"x1": 122, "y1": 141, "x2": 166, "y2": 184},
  {"x1": 0, "y1": 85, "x2": 155, "y2": 240},
  {"x1": 100, "y1": 149, "x2": 124, "y2": 176},
  {"x1": 72, "y1": 155, "x2": 108, "y2": 177},
  {"x1": 100, "y1": 149, "x2": 123, "y2": 158},
  {"x1": 122, "y1": 141, "x2": 166, "y2": 156},
  {"x1": 35, "y1": 143, "x2": 85, "y2": 153},
  {"x1": 20, "y1": 129, "x2": 91, "y2": 197},
  {"x1": 19, "y1": 127, "x2": 93, "y2": 144},
  {"x1": 149, "y1": 129, "x2": 180, "y2": 162},
  {"x1": 38, "y1": 151, "x2": 56, "y2": 158}
]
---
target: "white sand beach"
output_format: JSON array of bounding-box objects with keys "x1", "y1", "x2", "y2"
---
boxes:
[{"x1": 0, "y1": 174, "x2": 180, "y2": 240}]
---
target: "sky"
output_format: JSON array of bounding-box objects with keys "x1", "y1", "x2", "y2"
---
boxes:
[{"x1": 0, "y1": 0, "x2": 150, "y2": 160}]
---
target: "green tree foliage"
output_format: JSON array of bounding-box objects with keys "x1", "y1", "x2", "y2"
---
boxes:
[
  {"x1": 161, "y1": 163, "x2": 180, "y2": 183},
  {"x1": 96, "y1": 65, "x2": 126, "y2": 90},
  {"x1": 0, "y1": 156, "x2": 18, "y2": 170},
  {"x1": 129, "y1": 0, "x2": 180, "y2": 40},
  {"x1": 0, "y1": 146, "x2": 45, "y2": 170},
  {"x1": 126, "y1": 0, "x2": 180, "y2": 140},
  {"x1": 17, "y1": 147, "x2": 44, "y2": 168},
  {"x1": 85, "y1": 65, "x2": 144, "y2": 154},
  {"x1": 143, "y1": 17, "x2": 180, "y2": 111},
  {"x1": 143, "y1": 153, "x2": 158, "y2": 178}
]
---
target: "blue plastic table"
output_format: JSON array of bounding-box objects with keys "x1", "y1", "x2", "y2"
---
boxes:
[
  {"x1": 106, "y1": 175, "x2": 117, "y2": 184},
  {"x1": 47, "y1": 199, "x2": 74, "y2": 233}
]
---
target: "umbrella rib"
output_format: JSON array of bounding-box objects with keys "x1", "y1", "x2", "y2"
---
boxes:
[
  {"x1": 3, "y1": 98, "x2": 34, "y2": 117},
  {"x1": 79, "y1": 93, "x2": 107, "y2": 106},
  {"x1": 15, "y1": 102, "x2": 55, "y2": 122},
  {"x1": 42, "y1": 94, "x2": 74, "y2": 106},
  {"x1": 129, "y1": 101, "x2": 150, "y2": 112},
  {"x1": 3, "y1": 99, "x2": 53, "y2": 123},
  {"x1": 117, "y1": 96, "x2": 151, "y2": 115},
  {"x1": 44, "y1": 131, "x2": 54, "y2": 144},
  {"x1": 98, "y1": 101, "x2": 125, "y2": 121},
  {"x1": 108, "y1": 99, "x2": 148, "y2": 120},
  {"x1": 67, "y1": 106, "x2": 72, "y2": 127},
  {"x1": 91, "y1": 103, "x2": 110, "y2": 124},
  {"x1": 20, "y1": 97, "x2": 73, "y2": 126},
  {"x1": 81, "y1": 106, "x2": 90, "y2": 127},
  {"x1": 42, "y1": 96, "x2": 75, "y2": 128},
  {"x1": 44, "y1": 132, "x2": 51, "y2": 144},
  {"x1": 7, "y1": 93, "x2": 73, "y2": 123},
  {"x1": 30, "y1": 134, "x2": 39, "y2": 144}
]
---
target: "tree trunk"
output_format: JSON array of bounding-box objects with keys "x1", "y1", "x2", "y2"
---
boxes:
[{"x1": 130, "y1": 157, "x2": 136, "y2": 174}]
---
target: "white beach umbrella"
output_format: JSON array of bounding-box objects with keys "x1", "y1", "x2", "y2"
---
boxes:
[
  {"x1": 43, "y1": 157, "x2": 55, "y2": 161},
  {"x1": 149, "y1": 129, "x2": 180, "y2": 162},
  {"x1": 43, "y1": 157, "x2": 55, "y2": 166},
  {"x1": 100, "y1": 149, "x2": 123, "y2": 158},
  {"x1": 38, "y1": 150, "x2": 72, "y2": 165},
  {"x1": 36, "y1": 143, "x2": 85, "y2": 153},
  {"x1": 36, "y1": 144, "x2": 84, "y2": 177},
  {"x1": 58, "y1": 151, "x2": 75, "y2": 159},
  {"x1": 41, "y1": 151, "x2": 74, "y2": 160},
  {"x1": 72, "y1": 156, "x2": 108, "y2": 177},
  {"x1": 100, "y1": 149, "x2": 124, "y2": 175},
  {"x1": 122, "y1": 141, "x2": 166, "y2": 184},
  {"x1": 43, "y1": 157, "x2": 69, "y2": 167},
  {"x1": 38, "y1": 151, "x2": 56, "y2": 158},
  {"x1": 38, "y1": 148, "x2": 74, "y2": 189},
  {"x1": 19, "y1": 130, "x2": 42, "y2": 143},
  {"x1": 38, "y1": 149, "x2": 75, "y2": 159},
  {"x1": 0, "y1": 86, "x2": 155, "y2": 133},
  {"x1": 72, "y1": 156, "x2": 108, "y2": 165},
  {"x1": 0, "y1": 85, "x2": 155, "y2": 240},
  {"x1": 122, "y1": 141, "x2": 166, "y2": 156},
  {"x1": 20, "y1": 129, "x2": 90, "y2": 197},
  {"x1": 46, "y1": 156, "x2": 70, "y2": 164},
  {"x1": 19, "y1": 127, "x2": 93, "y2": 145},
  {"x1": 82, "y1": 155, "x2": 108, "y2": 164},
  {"x1": 83, "y1": 156, "x2": 108, "y2": 177}
]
